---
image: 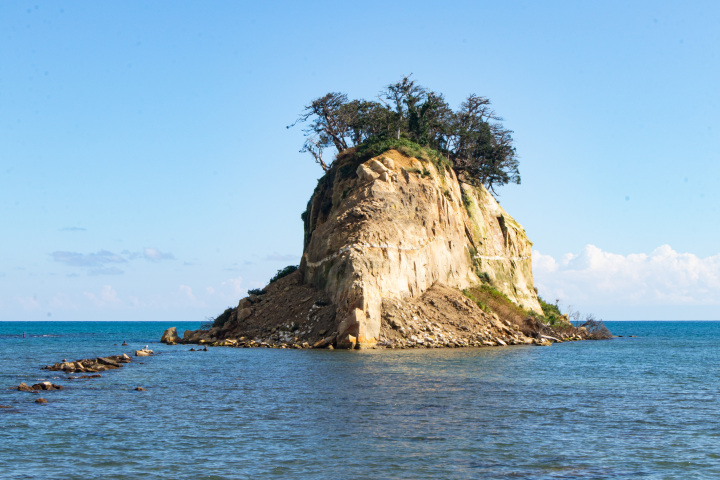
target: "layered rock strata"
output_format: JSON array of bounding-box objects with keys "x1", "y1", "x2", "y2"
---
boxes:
[{"x1": 301, "y1": 149, "x2": 540, "y2": 348}]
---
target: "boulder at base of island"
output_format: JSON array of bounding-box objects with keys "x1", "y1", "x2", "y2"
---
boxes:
[{"x1": 160, "y1": 327, "x2": 181, "y2": 344}]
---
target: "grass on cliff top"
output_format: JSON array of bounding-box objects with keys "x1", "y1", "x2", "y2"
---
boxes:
[
  {"x1": 463, "y1": 284, "x2": 529, "y2": 326},
  {"x1": 335, "y1": 137, "x2": 451, "y2": 180},
  {"x1": 302, "y1": 138, "x2": 452, "y2": 225}
]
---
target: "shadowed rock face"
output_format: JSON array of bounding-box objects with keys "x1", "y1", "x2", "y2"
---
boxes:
[{"x1": 300, "y1": 149, "x2": 541, "y2": 348}]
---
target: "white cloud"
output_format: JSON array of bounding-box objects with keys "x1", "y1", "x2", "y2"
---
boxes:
[
  {"x1": 533, "y1": 245, "x2": 720, "y2": 317},
  {"x1": 7, "y1": 272, "x2": 251, "y2": 321},
  {"x1": 53, "y1": 250, "x2": 126, "y2": 268},
  {"x1": 144, "y1": 248, "x2": 175, "y2": 262},
  {"x1": 83, "y1": 285, "x2": 121, "y2": 308},
  {"x1": 179, "y1": 285, "x2": 197, "y2": 302},
  {"x1": 51, "y1": 247, "x2": 176, "y2": 275},
  {"x1": 221, "y1": 276, "x2": 244, "y2": 296},
  {"x1": 50, "y1": 293, "x2": 76, "y2": 309},
  {"x1": 17, "y1": 295, "x2": 41, "y2": 311}
]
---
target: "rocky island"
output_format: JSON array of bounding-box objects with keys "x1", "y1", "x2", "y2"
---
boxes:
[{"x1": 164, "y1": 78, "x2": 603, "y2": 349}]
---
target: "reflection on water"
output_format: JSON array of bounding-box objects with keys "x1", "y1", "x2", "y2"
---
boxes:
[{"x1": 1, "y1": 321, "x2": 720, "y2": 479}]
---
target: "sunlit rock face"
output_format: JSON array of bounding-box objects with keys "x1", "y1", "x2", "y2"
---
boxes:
[{"x1": 301, "y1": 149, "x2": 541, "y2": 348}]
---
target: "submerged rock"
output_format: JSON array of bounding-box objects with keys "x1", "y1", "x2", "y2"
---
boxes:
[
  {"x1": 32, "y1": 382, "x2": 63, "y2": 391},
  {"x1": 43, "y1": 354, "x2": 132, "y2": 374},
  {"x1": 17, "y1": 381, "x2": 63, "y2": 392},
  {"x1": 97, "y1": 357, "x2": 122, "y2": 368}
]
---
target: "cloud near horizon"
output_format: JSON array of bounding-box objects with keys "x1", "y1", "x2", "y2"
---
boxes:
[
  {"x1": 9, "y1": 274, "x2": 246, "y2": 320},
  {"x1": 51, "y1": 247, "x2": 176, "y2": 274},
  {"x1": 52, "y1": 250, "x2": 127, "y2": 268},
  {"x1": 533, "y1": 245, "x2": 720, "y2": 312}
]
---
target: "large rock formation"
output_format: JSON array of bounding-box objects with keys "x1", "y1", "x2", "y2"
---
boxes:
[
  {"x1": 170, "y1": 147, "x2": 570, "y2": 349},
  {"x1": 300, "y1": 149, "x2": 541, "y2": 348}
]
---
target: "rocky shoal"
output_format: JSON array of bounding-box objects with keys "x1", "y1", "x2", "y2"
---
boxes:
[
  {"x1": 42, "y1": 353, "x2": 133, "y2": 374},
  {"x1": 162, "y1": 325, "x2": 587, "y2": 350},
  {"x1": 41, "y1": 349, "x2": 155, "y2": 374},
  {"x1": 3, "y1": 349, "x2": 156, "y2": 408}
]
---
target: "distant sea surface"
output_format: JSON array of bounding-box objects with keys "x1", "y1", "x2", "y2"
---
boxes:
[{"x1": 2, "y1": 321, "x2": 720, "y2": 479}]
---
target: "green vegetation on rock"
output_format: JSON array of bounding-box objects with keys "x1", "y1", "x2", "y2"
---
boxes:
[
  {"x1": 538, "y1": 296, "x2": 563, "y2": 325},
  {"x1": 290, "y1": 76, "x2": 519, "y2": 193},
  {"x1": 463, "y1": 284, "x2": 528, "y2": 325},
  {"x1": 211, "y1": 307, "x2": 234, "y2": 328},
  {"x1": 269, "y1": 265, "x2": 298, "y2": 284}
]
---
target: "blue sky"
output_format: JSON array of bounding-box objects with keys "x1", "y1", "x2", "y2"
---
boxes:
[{"x1": 1, "y1": 1, "x2": 719, "y2": 321}]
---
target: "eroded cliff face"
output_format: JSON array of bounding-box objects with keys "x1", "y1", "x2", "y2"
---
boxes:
[{"x1": 300, "y1": 149, "x2": 541, "y2": 348}]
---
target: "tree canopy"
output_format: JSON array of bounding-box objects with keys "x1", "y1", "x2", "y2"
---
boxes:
[{"x1": 289, "y1": 76, "x2": 520, "y2": 193}]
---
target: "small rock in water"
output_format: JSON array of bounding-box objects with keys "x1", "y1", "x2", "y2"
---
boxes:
[
  {"x1": 30, "y1": 382, "x2": 63, "y2": 391},
  {"x1": 134, "y1": 387, "x2": 146, "y2": 391},
  {"x1": 17, "y1": 382, "x2": 34, "y2": 392},
  {"x1": 68, "y1": 374, "x2": 102, "y2": 380},
  {"x1": 160, "y1": 327, "x2": 181, "y2": 345},
  {"x1": 35, "y1": 398, "x2": 48, "y2": 404}
]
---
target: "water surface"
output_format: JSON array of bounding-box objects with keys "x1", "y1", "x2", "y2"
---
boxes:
[{"x1": 1, "y1": 321, "x2": 719, "y2": 479}]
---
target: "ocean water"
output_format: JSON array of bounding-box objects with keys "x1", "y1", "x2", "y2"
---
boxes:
[{"x1": 1, "y1": 321, "x2": 720, "y2": 479}]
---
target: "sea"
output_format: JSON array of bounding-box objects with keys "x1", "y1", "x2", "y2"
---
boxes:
[{"x1": 1, "y1": 321, "x2": 720, "y2": 479}]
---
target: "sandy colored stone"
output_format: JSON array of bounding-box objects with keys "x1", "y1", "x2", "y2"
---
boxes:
[{"x1": 161, "y1": 327, "x2": 181, "y2": 344}]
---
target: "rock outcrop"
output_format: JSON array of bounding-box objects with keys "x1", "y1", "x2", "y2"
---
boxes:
[
  {"x1": 17, "y1": 382, "x2": 63, "y2": 392},
  {"x1": 301, "y1": 149, "x2": 541, "y2": 348},
  {"x1": 43, "y1": 354, "x2": 132, "y2": 373},
  {"x1": 161, "y1": 327, "x2": 181, "y2": 344},
  {"x1": 173, "y1": 147, "x2": 583, "y2": 349}
]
